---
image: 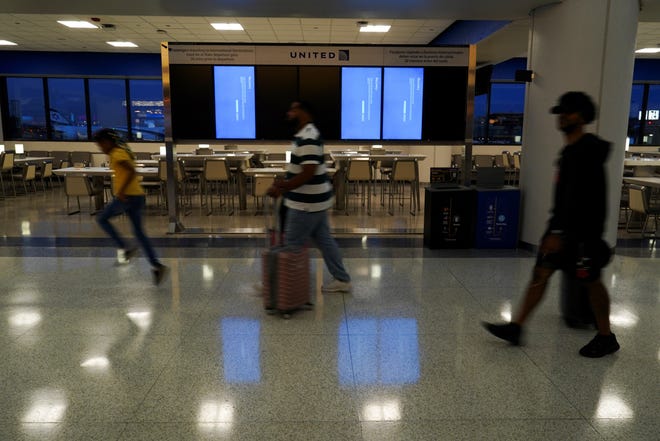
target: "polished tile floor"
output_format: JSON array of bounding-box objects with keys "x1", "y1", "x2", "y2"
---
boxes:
[{"x1": 0, "y1": 184, "x2": 658, "y2": 440}]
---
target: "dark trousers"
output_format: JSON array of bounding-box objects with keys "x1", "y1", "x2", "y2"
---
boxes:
[{"x1": 97, "y1": 195, "x2": 160, "y2": 267}]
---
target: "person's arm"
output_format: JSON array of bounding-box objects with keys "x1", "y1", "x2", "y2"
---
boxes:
[
  {"x1": 267, "y1": 164, "x2": 317, "y2": 198},
  {"x1": 115, "y1": 159, "x2": 136, "y2": 201}
]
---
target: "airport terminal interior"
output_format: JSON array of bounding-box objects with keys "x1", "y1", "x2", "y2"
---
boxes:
[{"x1": 1, "y1": 0, "x2": 660, "y2": 440}]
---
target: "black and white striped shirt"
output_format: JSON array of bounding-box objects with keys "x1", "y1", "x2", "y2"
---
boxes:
[{"x1": 284, "y1": 123, "x2": 334, "y2": 212}]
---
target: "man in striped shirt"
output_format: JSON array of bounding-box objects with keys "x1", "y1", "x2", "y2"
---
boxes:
[{"x1": 268, "y1": 101, "x2": 351, "y2": 293}]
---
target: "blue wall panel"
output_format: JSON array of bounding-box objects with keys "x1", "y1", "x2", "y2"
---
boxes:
[{"x1": 0, "y1": 51, "x2": 161, "y2": 77}]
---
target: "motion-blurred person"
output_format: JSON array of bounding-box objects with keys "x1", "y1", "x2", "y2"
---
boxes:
[
  {"x1": 94, "y1": 128, "x2": 168, "y2": 285},
  {"x1": 483, "y1": 92, "x2": 619, "y2": 358},
  {"x1": 267, "y1": 101, "x2": 351, "y2": 292}
]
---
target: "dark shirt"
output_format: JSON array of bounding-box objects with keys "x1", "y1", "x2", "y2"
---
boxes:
[{"x1": 547, "y1": 133, "x2": 611, "y2": 242}]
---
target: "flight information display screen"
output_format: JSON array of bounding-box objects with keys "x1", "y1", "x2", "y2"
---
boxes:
[
  {"x1": 341, "y1": 67, "x2": 382, "y2": 139},
  {"x1": 382, "y1": 67, "x2": 424, "y2": 140},
  {"x1": 214, "y1": 66, "x2": 256, "y2": 139}
]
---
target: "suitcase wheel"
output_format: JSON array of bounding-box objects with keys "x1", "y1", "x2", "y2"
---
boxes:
[{"x1": 265, "y1": 307, "x2": 277, "y2": 315}]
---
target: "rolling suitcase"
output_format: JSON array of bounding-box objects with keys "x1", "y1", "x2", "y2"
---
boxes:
[
  {"x1": 560, "y1": 271, "x2": 596, "y2": 328},
  {"x1": 262, "y1": 197, "x2": 312, "y2": 318}
]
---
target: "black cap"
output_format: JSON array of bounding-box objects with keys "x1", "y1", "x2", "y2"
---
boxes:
[{"x1": 550, "y1": 91, "x2": 596, "y2": 123}]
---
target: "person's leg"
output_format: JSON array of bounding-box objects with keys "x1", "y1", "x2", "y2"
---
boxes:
[
  {"x1": 513, "y1": 266, "x2": 555, "y2": 325},
  {"x1": 579, "y1": 277, "x2": 619, "y2": 358},
  {"x1": 283, "y1": 207, "x2": 314, "y2": 248},
  {"x1": 96, "y1": 198, "x2": 128, "y2": 250},
  {"x1": 124, "y1": 196, "x2": 160, "y2": 267},
  {"x1": 309, "y1": 210, "x2": 350, "y2": 283},
  {"x1": 586, "y1": 279, "x2": 612, "y2": 335}
]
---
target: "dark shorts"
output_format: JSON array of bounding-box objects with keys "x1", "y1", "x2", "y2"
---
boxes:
[{"x1": 536, "y1": 238, "x2": 612, "y2": 282}]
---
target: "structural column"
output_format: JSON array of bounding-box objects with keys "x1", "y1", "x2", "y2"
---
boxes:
[{"x1": 519, "y1": 0, "x2": 639, "y2": 247}]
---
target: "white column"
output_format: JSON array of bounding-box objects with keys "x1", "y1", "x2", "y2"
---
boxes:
[{"x1": 519, "y1": 0, "x2": 638, "y2": 247}]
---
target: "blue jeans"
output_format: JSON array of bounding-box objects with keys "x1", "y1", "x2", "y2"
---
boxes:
[
  {"x1": 96, "y1": 195, "x2": 160, "y2": 267},
  {"x1": 284, "y1": 208, "x2": 350, "y2": 282}
]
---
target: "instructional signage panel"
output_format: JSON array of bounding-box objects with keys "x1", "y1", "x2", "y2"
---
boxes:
[
  {"x1": 214, "y1": 66, "x2": 256, "y2": 139},
  {"x1": 382, "y1": 67, "x2": 424, "y2": 140},
  {"x1": 341, "y1": 67, "x2": 382, "y2": 139}
]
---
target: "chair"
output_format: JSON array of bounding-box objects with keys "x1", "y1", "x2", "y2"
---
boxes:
[
  {"x1": 35, "y1": 161, "x2": 54, "y2": 191},
  {"x1": 158, "y1": 159, "x2": 191, "y2": 215},
  {"x1": 26, "y1": 150, "x2": 49, "y2": 158},
  {"x1": 388, "y1": 159, "x2": 418, "y2": 216},
  {"x1": 13, "y1": 164, "x2": 37, "y2": 194},
  {"x1": 0, "y1": 151, "x2": 17, "y2": 197},
  {"x1": 64, "y1": 175, "x2": 100, "y2": 215},
  {"x1": 70, "y1": 151, "x2": 92, "y2": 167},
  {"x1": 345, "y1": 158, "x2": 372, "y2": 215},
  {"x1": 202, "y1": 158, "x2": 234, "y2": 215},
  {"x1": 626, "y1": 184, "x2": 660, "y2": 236},
  {"x1": 134, "y1": 152, "x2": 153, "y2": 161},
  {"x1": 195, "y1": 147, "x2": 214, "y2": 155},
  {"x1": 252, "y1": 174, "x2": 275, "y2": 214},
  {"x1": 474, "y1": 154, "x2": 494, "y2": 168}
]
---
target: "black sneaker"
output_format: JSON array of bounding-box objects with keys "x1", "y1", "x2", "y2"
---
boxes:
[
  {"x1": 152, "y1": 264, "x2": 169, "y2": 286},
  {"x1": 482, "y1": 322, "x2": 522, "y2": 346},
  {"x1": 579, "y1": 333, "x2": 620, "y2": 358}
]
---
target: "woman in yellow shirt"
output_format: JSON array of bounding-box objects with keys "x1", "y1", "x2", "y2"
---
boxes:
[{"x1": 94, "y1": 128, "x2": 168, "y2": 285}]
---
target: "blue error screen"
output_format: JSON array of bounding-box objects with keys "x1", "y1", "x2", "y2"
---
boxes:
[
  {"x1": 214, "y1": 66, "x2": 256, "y2": 139},
  {"x1": 341, "y1": 67, "x2": 382, "y2": 139},
  {"x1": 382, "y1": 67, "x2": 424, "y2": 140}
]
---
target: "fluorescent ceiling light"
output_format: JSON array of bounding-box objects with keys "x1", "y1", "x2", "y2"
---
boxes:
[
  {"x1": 58, "y1": 20, "x2": 98, "y2": 29},
  {"x1": 635, "y1": 48, "x2": 660, "y2": 54},
  {"x1": 0, "y1": 40, "x2": 17, "y2": 46},
  {"x1": 360, "y1": 25, "x2": 391, "y2": 33},
  {"x1": 211, "y1": 23, "x2": 244, "y2": 31},
  {"x1": 107, "y1": 41, "x2": 138, "y2": 48}
]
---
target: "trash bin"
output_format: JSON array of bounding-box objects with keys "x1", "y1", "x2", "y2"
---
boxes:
[
  {"x1": 423, "y1": 185, "x2": 475, "y2": 249},
  {"x1": 474, "y1": 187, "x2": 521, "y2": 248}
]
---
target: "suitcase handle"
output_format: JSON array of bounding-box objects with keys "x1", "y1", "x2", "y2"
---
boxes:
[{"x1": 265, "y1": 196, "x2": 284, "y2": 247}]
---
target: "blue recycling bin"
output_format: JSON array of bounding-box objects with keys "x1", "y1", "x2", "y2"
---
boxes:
[{"x1": 474, "y1": 187, "x2": 520, "y2": 248}]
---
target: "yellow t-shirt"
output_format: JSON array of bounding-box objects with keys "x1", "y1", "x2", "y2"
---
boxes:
[{"x1": 109, "y1": 147, "x2": 144, "y2": 196}]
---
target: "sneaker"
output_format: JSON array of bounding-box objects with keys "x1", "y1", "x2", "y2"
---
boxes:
[
  {"x1": 321, "y1": 279, "x2": 352, "y2": 293},
  {"x1": 579, "y1": 333, "x2": 620, "y2": 358},
  {"x1": 482, "y1": 322, "x2": 522, "y2": 346},
  {"x1": 152, "y1": 264, "x2": 169, "y2": 286},
  {"x1": 117, "y1": 248, "x2": 138, "y2": 264}
]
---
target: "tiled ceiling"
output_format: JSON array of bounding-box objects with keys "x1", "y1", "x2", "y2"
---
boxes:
[{"x1": 0, "y1": 0, "x2": 659, "y2": 63}]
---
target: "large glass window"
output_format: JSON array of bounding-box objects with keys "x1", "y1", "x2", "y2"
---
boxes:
[
  {"x1": 473, "y1": 93, "x2": 488, "y2": 144},
  {"x1": 628, "y1": 84, "x2": 644, "y2": 145},
  {"x1": 89, "y1": 79, "x2": 127, "y2": 137},
  {"x1": 129, "y1": 79, "x2": 164, "y2": 141},
  {"x1": 47, "y1": 78, "x2": 87, "y2": 140},
  {"x1": 488, "y1": 83, "x2": 525, "y2": 144},
  {"x1": 5, "y1": 78, "x2": 47, "y2": 140}
]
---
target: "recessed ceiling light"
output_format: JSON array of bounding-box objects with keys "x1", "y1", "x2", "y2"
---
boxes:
[
  {"x1": 107, "y1": 41, "x2": 138, "y2": 48},
  {"x1": 0, "y1": 40, "x2": 17, "y2": 46},
  {"x1": 58, "y1": 20, "x2": 98, "y2": 29},
  {"x1": 211, "y1": 23, "x2": 244, "y2": 31},
  {"x1": 359, "y1": 25, "x2": 391, "y2": 33},
  {"x1": 635, "y1": 48, "x2": 660, "y2": 54}
]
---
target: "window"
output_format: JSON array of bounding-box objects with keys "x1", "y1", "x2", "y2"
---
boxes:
[
  {"x1": 473, "y1": 93, "x2": 488, "y2": 143},
  {"x1": 5, "y1": 78, "x2": 47, "y2": 140},
  {"x1": 89, "y1": 79, "x2": 127, "y2": 137},
  {"x1": 47, "y1": 78, "x2": 87, "y2": 140},
  {"x1": 129, "y1": 79, "x2": 164, "y2": 141},
  {"x1": 627, "y1": 84, "x2": 644, "y2": 145},
  {"x1": 488, "y1": 83, "x2": 525, "y2": 144}
]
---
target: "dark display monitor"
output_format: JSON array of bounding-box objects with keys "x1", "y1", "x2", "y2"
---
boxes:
[
  {"x1": 382, "y1": 67, "x2": 424, "y2": 140},
  {"x1": 341, "y1": 67, "x2": 382, "y2": 140},
  {"x1": 213, "y1": 66, "x2": 256, "y2": 139}
]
